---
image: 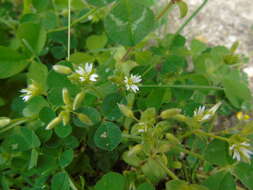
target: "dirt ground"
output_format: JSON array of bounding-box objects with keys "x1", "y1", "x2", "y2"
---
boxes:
[{"x1": 166, "y1": 0, "x2": 253, "y2": 85}]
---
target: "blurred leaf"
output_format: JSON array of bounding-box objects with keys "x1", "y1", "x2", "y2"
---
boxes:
[
  {"x1": 51, "y1": 172, "x2": 70, "y2": 190},
  {"x1": 94, "y1": 122, "x2": 122, "y2": 151},
  {"x1": 233, "y1": 162, "x2": 253, "y2": 190},
  {"x1": 0, "y1": 46, "x2": 29, "y2": 79},
  {"x1": 59, "y1": 149, "x2": 74, "y2": 168},
  {"x1": 95, "y1": 172, "x2": 126, "y2": 190},
  {"x1": 86, "y1": 34, "x2": 108, "y2": 50},
  {"x1": 202, "y1": 171, "x2": 236, "y2": 190},
  {"x1": 104, "y1": 0, "x2": 155, "y2": 46},
  {"x1": 17, "y1": 22, "x2": 47, "y2": 55}
]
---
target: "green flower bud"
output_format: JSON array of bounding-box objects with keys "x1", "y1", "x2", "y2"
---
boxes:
[
  {"x1": 172, "y1": 161, "x2": 182, "y2": 169},
  {"x1": 118, "y1": 104, "x2": 135, "y2": 119},
  {"x1": 73, "y1": 91, "x2": 85, "y2": 110},
  {"x1": 62, "y1": 88, "x2": 72, "y2": 106},
  {"x1": 160, "y1": 108, "x2": 181, "y2": 119},
  {"x1": 77, "y1": 113, "x2": 93, "y2": 126},
  {"x1": 60, "y1": 111, "x2": 70, "y2": 126},
  {"x1": 0, "y1": 117, "x2": 11, "y2": 127},
  {"x1": 166, "y1": 133, "x2": 180, "y2": 144},
  {"x1": 53, "y1": 65, "x2": 72, "y2": 75},
  {"x1": 46, "y1": 117, "x2": 62, "y2": 130}
]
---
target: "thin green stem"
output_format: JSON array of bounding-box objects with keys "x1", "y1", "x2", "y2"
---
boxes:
[
  {"x1": 140, "y1": 84, "x2": 224, "y2": 91},
  {"x1": 174, "y1": 146, "x2": 204, "y2": 161},
  {"x1": 156, "y1": 1, "x2": 174, "y2": 20},
  {"x1": 67, "y1": 0, "x2": 71, "y2": 61},
  {"x1": 0, "y1": 116, "x2": 37, "y2": 134},
  {"x1": 196, "y1": 130, "x2": 230, "y2": 142},
  {"x1": 154, "y1": 158, "x2": 179, "y2": 180},
  {"x1": 22, "y1": 39, "x2": 42, "y2": 64},
  {"x1": 176, "y1": 0, "x2": 208, "y2": 34},
  {"x1": 48, "y1": 9, "x2": 98, "y2": 33}
]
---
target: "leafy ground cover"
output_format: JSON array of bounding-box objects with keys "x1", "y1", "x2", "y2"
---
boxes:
[{"x1": 0, "y1": 0, "x2": 253, "y2": 189}]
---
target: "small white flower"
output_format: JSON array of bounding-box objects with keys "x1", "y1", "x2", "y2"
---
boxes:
[
  {"x1": 194, "y1": 102, "x2": 221, "y2": 122},
  {"x1": 230, "y1": 142, "x2": 253, "y2": 162},
  {"x1": 75, "y1": 63, "x2": 98, "y2": 83},
  {"x1": 20, "y1": 89, "x2": 32, "y2": 102},
  {"x1": 124, "y1": 74, "x2": 142, "y2": 93},
  {"x1": 20, "y1": 81, "x2": 41, "y2": 102}
]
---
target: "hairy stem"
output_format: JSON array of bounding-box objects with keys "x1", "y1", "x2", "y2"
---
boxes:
[
  {"x1": 176, "y1": 0, "x2": 208, "y2": 34},
  {"x1": 67, "y1": 0, "x2": 71, "y2": 61}
]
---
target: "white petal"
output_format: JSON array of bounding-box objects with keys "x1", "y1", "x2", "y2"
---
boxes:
[
  {"x1": 130, "y1": 85, "x2": 139, "y2": 93},
  {"x1": 85, "y1": 63, "x2": 93, "y2": 73},
  {"x1": 131, "y1": 74, "x2": 142, "y2": 83},
  {"x1": 20, "y1": 89, "x2": 29, "y2": 93},
  {"x1": 76, "y1": 66, "x2": 85, "y2": 75},
  {"x1": 79, "y1": 77, "x2": 86, "y2": 82},
  {"x1": 209, "y1": 102, "x2": 222, "y2": 114},
  {"x1": 89, "y1": 74, "x2": 98, "y2": 82},
  {"x1": 22, "y1": 95, "x2": 31, "y2": 102}
]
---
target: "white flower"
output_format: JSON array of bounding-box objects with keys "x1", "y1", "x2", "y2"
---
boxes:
[
  {"x1": 230, "y1": 142, "x2": 253, "y2": 162},
  {"x1": 20, "y1": 81, "x2": 40, "y2": 102},
  {"x1": 75, "y1": 63, "x2": 98, "y2": 83},
  {"x1": 194, "y1": 102, "x2": 222, "y2": 122},
  {"x1": 124, "y1": 74, "x2": 142, "y2": 93}
]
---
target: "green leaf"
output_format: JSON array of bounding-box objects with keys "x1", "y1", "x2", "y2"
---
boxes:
[
  {"x1": 141, "y1": 158, "x2": 166, "y2": 183},
  {"x1": 202, "y1": 171, "x2": 236, "y2": 190},
  {"x1": 27, "y1": 62, "x2": 48, "y2": 90},
  {"x1": 32, "y1": 0, "x2": 49, "y2": 11},
  {"x1": 23, "y1": 96, "x2": 49, "y2": 117},
  {"x1": 166, "y1": 180, "x2": 187, "y2": 190},
  {"x1": 204, "y1": 139, "x2": 232, "y2": 166},
  {"x1": 95, "y1": 172, "x2": 126, "y2": 190},
  {"x1": 87, "y1": 0, "x2": 117, "y2": 7},
  {"x1": 146, "y1": 88, "x2": 165, "y2": 110},
  {"x1": 222, "y1": 78, "x2": 252, "y2": 109},
  {"x1": 59, "y1": 149, "x2": 74, "y2": 168},
  {"x1": 137, "y1": 183, "x2": 155, "y2": 190},
  {"x1": 17, "y1": 22, "x2": 47, "y2": 55},
  {"x1": 51, "y1": 172, "x2": 70, "y2": 190},
  {"x1": 104, "y1": 0, "x2": 155, "y2": 46},
  {"x1": 55, "y1": 124, "x2": 72, "y2": 138},
  {"x1": 86, "y1": 34, "x2": 108, "y2": 50},
  {"x1": 176, "y1": 1, "x2": 188, "y2": 18},
  {"x1": 94, "y1": 122, "x2": 122, "y2": 151},
  {"x1": 102, "y1": 93, "x2": 126, "y2": 120},
  {"x1": 233, "y1": 162, "x2": 253, "y2": 190},
  {"x1": 166, "y1": 180, "x2": 209, "y2": 190},
  {"x1": 74, "y1": 107, "x2": 101, "y2": 128},
  {"x1": 29, "y1": 148, "x2": 38, "y2": 169},
  {"x1": 7, "y1": 127, "x2": 41, "y2": 151},
  {"x1": 0, "y1": 46, "x2": 29, "y2": 79}
]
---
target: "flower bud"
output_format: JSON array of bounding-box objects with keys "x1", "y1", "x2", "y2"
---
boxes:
[
  {"x1": 160, "y1": 108, "x2": 182, "y2": 119},
  {"x1": 166, "y1": 133, "x2": 180, "y2": 144},
  {"x1": 73, "y1": 91, "x2": 85, "y2": 110},
  {"x1": 0, "y1": 117, "x2": 11, "y2": 127},
  {"x1": 53, "y1": 65, "x2": 72, "y2": 75},
  {"x1": 60, "y1": 111, "x2": 70, "y2": 126},
  {"x1": 46, "y1": 117, "x2": 62, "y2": 130},
  {"x1": 62, "y1": 88, "x2": 72, "y2": 106},
  {"x1": 77, "y1": 113, "x2": 93, "y2": 125},
  {"x1": 118, "y1": 104, "x2": 134, "y2": 119}
]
